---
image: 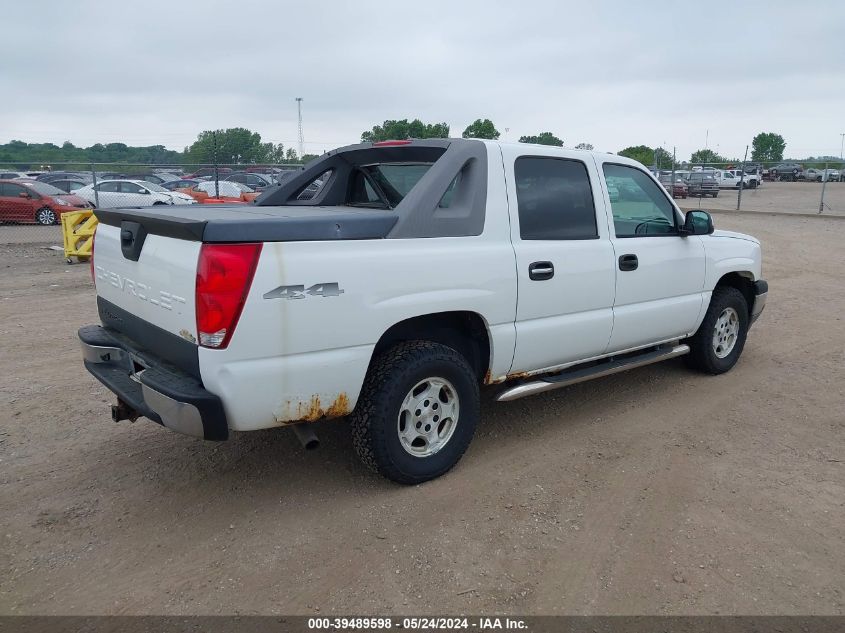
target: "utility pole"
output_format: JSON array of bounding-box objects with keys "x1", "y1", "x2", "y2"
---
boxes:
[
  {"x1": 737, "y1": 145, "x2": 748, "y2": 211},
  {"x1": 819, "y1": 162, "x2": 829, "y2": 214},
  {"x1": 213, "y1": 131, "x2": 219, "y2": 199},
  {"x1": 671, "y1": 146, "x2": 676, "y2": 194},
  {"x1": 840, "y1": 133, "x2": 844, "y2": 160},
  {"x1": 296, "y1": 97, "x2": 304, "y2": 158}
]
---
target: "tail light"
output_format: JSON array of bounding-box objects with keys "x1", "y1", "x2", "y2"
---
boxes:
[
  {"x1": 195, "y1": 243, "x2": 262, "y2": 349},
  {"x1": 89, "y1": 228, "x2": 96, "y2": 283}
]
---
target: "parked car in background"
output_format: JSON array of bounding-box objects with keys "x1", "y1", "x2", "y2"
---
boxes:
[
  {"x1": 769, "y1": 163, "x2": 803, "y2": 181},
  {"x1": 686, "y1": 172, "x2": 720, "y2": 197},
  {"x1": 658, "y1": 174, "x2": 689, "y2": 198},
  {"x1": 49, "y1": 179, "x2": 88, "y2": 193},
  {"x1": 131, "y1": 172, "x2": 180, "y2": 185},
  {"x1": 726, "y1": 169, "x2": 760, "y2": 188},
  {"x1": 805, "y1": 168, "x2": 841, "y2": 182},
  {"x1": 75, "y1": 180, "x2": 197, "y2": 208},
  {"x1": 185, "y1": 167, "x2": 233, "y2": 179},
  {"x1": 707, "y1": 169, "x2": 741, "y2": 189},
  {"x1": 0, "y1": 171, "x2": 29, "y2": 179},
  {"x1": 36, "y1": 171, "x2": 92, "y2": 184},
  {"x1": 0, "y1": 179, "x2": 90, "y2": 225},
  {"x1": 161, "y1": 179, "x2": 200, "y2": 191},
  {"x1": 177, "y1": 180, "x2": 259, "y2": 203},
  {"x1": 225, "y1": 172, "x2": 274, "y2": 191}
]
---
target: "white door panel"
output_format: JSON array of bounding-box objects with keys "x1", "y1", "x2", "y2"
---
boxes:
[
  {"x1": 594, "y1": 158, "x2": 707, "y2": 352},
  {"x1": 501, "y1": 146, "x2": 616, "y2": 373}
]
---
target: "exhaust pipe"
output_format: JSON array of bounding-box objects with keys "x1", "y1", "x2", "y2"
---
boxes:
[{"x1": 291, "y1": 424, "x2": 320, "y2": 450}]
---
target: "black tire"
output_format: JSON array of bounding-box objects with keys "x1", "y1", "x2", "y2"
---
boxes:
[
  {"x1": 35, "y1": 207, "x2": 56, "y2": 225},
  {"x1": 749, "y1": 180, "x2": 757, "y2": 189},
  {"x1": 349, "y1": 340, "x2": 480, "y2": 485},
  {"x1": 685, "y1": 286, "x2": 749, "y2": 375},
  {"x1": 712, "y1": 192, "x2": 719, "y2": 198}
]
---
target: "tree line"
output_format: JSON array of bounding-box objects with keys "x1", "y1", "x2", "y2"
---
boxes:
[{"x1": 1, "y1": 123, "x2": 822, "y2": 170}]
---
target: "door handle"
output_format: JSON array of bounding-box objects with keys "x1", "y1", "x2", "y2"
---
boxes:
[
  {"x1": 618, "y1": 254, "x2": 638, "y2": 271},
  {"x1": 528, "y1": 261, "x2": 554, "y2": 281}
]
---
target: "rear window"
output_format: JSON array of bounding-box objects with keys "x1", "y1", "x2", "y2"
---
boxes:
[
  {"x1": 350, "y1": 163, "x2": 433, "y2": 208},
  {"x1": 515, "y1": 157, "x2": 598, "y2": 240},
  {"x1": 22, "y1": 181, "x2": 64, "y2": 195}
]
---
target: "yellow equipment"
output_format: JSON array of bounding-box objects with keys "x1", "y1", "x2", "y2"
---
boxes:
[{"x1": 61, "y1": 209, "x2": 98, "y2": 263}]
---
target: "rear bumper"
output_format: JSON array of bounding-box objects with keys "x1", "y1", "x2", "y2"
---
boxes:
[
  {"x1": 750, "y1": 280, "x2": 768, "y2": 325},
  {"x1": 78, "y1": 325, "x2": 228, "y2": 441}
]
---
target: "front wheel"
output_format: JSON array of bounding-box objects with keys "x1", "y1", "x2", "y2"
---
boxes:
[
  {"x1": 349, "y1": 341, "x2": 480, "y2": 484},
  {"x1": 685, "y1": 286, "x2": 749, "y2": 374},
  {"x1": 35, "y1": 207, "x2": 56, "y2": 225}
]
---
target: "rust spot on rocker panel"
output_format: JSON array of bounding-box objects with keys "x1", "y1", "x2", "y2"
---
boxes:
[
  {"x1": 274, "y1": 393, "x2": 351, "y2": 425},
  {"x1": 506, "y1": 371, "x2": 531, "y2": 381},
  {"x1": 325, "y1": 392, "x2": 350, "y2": 418},
  {"x1": 299, "y1": 395, "x2": 324, "y2": 422}
]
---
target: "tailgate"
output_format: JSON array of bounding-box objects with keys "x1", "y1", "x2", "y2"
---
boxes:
[{"x1": 93, "y1": 222, "x2": 200, "y2": 342}]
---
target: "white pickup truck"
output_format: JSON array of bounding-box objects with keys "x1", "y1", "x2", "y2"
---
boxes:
[{"x1": 79, "y1": 139, "x2": 768, "y2": 484}]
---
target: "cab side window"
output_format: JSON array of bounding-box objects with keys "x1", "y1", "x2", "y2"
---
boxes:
[
  {"x1": 120, "y1": 182, "x2": 147, "y2": 194},
  {"x1": 602, "y1": 164, "x2": 678, "y2": 237},
  {"x1": 514, "y1": 157, "x2": 598, "y2": 240}
]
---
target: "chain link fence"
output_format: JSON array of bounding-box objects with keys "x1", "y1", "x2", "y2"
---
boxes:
[
  {"x1": 649, "y1": 160, "x2": 845, "y2": 216},
  {"x1": 0, "y1": 162, "x2": 303, "y2": 245}
]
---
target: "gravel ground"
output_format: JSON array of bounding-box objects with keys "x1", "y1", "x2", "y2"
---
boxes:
[{"x1": 0, "y1": 213, "x2": 843, "y2": 615}]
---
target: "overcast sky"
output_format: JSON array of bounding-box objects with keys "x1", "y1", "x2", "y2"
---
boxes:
[{"x1": 2, "y1": 1, "x2": 843, "y2": 161}]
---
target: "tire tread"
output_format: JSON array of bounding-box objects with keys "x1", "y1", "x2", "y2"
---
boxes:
[
  {"x1": 349, "y1": 340, "x2": 478, "y2": 484},
  {"x1": 685, "y1": 286, "x2": 748, "y2": 374}
]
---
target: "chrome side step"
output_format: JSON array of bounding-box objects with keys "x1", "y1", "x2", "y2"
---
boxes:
[{"x1": 496, "y1": 344, "x2": 690, "y2": 403}]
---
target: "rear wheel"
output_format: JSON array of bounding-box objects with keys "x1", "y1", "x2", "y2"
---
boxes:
[
  {"x1": 685, "y1": 286, "x2": 749, "y2": 374},
  {"x1": 35, "y1": 207, "x2": 56, "y2": 225},
  {"x1": 350, "y1": 341, "x2": 479, "y2": 484}
]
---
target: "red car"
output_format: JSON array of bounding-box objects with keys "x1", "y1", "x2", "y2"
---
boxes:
[
  {"x1": 658, "y1": 175, "x2": 689, "y2": 199},
  {"x1": 0, "y1": 179, "x2": 91, "y2": 225}
]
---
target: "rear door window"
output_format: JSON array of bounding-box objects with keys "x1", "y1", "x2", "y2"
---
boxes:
[{"x1": 514, "y1": 157, "x2": 598, "y2": 240}]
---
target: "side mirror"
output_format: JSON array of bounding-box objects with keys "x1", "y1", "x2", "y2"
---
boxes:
[
  {"x1": 681, "y1": 210, "x2": 714, "y2": 236},
  {"x1": 139, "y1": 189, "x2": 150, "y2": 194},
  {"x1": 18, "y1": 191, "x2": 30, "y2": 198}
]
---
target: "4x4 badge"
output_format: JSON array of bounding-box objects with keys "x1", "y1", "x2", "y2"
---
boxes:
[{"x1": 263, "y1": 283, "x2": 344, "y2": 300}]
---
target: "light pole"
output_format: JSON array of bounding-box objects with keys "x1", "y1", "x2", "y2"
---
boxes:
[
  {"x1": 296, "y1": 97, "x2": 304, "y2": 158},
  {"x1": 840, "y1": 133, "x2": 844, "y2": 161}
]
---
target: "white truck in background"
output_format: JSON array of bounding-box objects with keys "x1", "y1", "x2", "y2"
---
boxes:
[
  {"x1": 79, "y1": 139, "x2": 768, "y2": 484},
  {"x1": 726, "y1": 169, "x2": 761, "y2": 188}
]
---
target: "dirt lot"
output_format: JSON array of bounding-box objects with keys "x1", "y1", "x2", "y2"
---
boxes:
[
  {"x1": 1, "y1": 213, "x2": 843, "y2": 616},
  {"x1": 680, "y1": 180, "x2": 845, "y2": 216}
]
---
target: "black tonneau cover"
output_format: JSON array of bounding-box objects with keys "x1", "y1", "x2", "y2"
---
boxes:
[{"x1": 94, "y1": 205, "x2": 399, "y2": 242}]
